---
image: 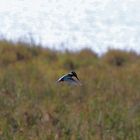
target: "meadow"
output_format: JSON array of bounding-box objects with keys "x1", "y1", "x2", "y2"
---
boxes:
[{"x1": 0, "y1": 40, "x2": 140, "y2": 140}]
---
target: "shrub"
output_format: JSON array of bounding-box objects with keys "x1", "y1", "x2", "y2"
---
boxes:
[{"x1": 101, "y1": 49, "x2": 138, "y2": 67}]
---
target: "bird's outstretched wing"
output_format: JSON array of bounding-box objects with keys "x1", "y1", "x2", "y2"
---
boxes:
[{"x1": 56, "y1": 75, "x2": 66, "y2": 82}]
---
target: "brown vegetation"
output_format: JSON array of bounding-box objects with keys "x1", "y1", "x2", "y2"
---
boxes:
[{"x1": 0, "y1": 40, "x2": 140, "y2": 140}]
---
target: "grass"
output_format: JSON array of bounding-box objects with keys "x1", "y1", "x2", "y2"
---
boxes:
[{"x1": 0, "y1": 40, "x2": 140, "y2": 140}]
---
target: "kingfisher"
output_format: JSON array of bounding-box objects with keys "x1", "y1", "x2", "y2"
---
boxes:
[{"x1": 56, "y1": 71, "x2": 81, "y2": 85}]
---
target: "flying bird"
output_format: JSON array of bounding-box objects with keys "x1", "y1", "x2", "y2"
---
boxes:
[{"x1": 56, "y1": 71, "x2": 81, "y2": 85}]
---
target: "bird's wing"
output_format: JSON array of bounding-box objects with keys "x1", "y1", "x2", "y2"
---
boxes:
[{"x1": 56, "y1": 74, "x2": 68, "y2": 82}]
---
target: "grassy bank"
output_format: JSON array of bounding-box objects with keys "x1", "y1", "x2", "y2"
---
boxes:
[{"x1": 0, "y1": 40, "x2": 140, "y2": 140}]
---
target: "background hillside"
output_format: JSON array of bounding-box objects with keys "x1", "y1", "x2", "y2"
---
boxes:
[{"x1": 0, "y1": 40, "x2": 140, "y2": 140}]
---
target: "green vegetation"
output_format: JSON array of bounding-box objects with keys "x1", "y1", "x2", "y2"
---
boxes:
[{"x1": 0, "y1": 40, "x2": 140, "y2": 140}]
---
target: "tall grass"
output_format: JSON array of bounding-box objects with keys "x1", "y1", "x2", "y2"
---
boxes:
[{"x1": 0, "y1": 40, "x2": 140, "y2": 140}]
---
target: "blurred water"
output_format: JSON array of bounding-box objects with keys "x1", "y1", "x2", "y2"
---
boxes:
[{"x1": 0, "y1": 0, "x2": 140, "y2": 54}]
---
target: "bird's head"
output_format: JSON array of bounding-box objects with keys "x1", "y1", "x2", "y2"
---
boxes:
[{"x1": 71, "y1": 71, "x2": 79, "y2": 80}]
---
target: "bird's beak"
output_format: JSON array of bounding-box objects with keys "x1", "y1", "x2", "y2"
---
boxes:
[{"x1": 75, "y1": 75, "x2": 79, "y2": 80}]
